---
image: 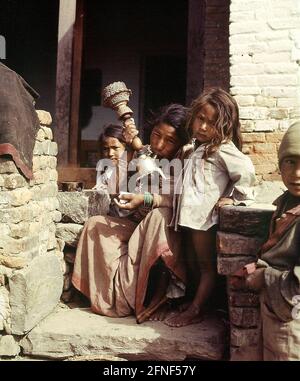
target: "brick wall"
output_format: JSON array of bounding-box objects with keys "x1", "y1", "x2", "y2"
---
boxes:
[
  {"x1": 229, "y1": 0, "x2": 300, "y2": 181},
  {"x1": 204, "y1": 0, "x2": 230, "y2": 91},
  {"x1": 217, "y1": 205, "x2": 274, "y2": 361}
]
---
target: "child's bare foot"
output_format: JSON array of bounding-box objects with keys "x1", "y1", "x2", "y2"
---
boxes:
[
  {"x1": 164, "y1": 303, "x2": 203, "y2": 327},
  {"x1": 148, "y1": 303, "x2": 173, "y2": 322}
]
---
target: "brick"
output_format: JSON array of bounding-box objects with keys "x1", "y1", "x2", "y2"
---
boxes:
[
  {"x1": 240, "y1": 120, "x2": 255, "y2": 132},
  {"x1": 239, "y1": 107, "x2": 270, "y2": 120},
  {"x1": 217, "y1": 232, "x2": 264, "y2": 256},
  {"x1": 41, "y1": 126, "x2": 53, "y2": 140},
  {"x1": 268, "y1": 17, "x2": 300, "y2": 30},
  {"x1": 230, "y1": 11, "x2": 255, "y2": 23},
  {"x1": 230, "y1": 326, "x2": 261, "y2": 347},
  {"x1": 279, "y1": 119, "x2": 296, "y2": 130},
  {"x1": 33, "y1": 142, "x2": 44, "y2": 155},
  {"x1": 262, "y1": 86, "x2": 297, "y2": 98},
  {"x1": 229, "y1": 291, "x2": 260, "y2": 307},
  {"x1": 254, "y1": 163, "x2": 278, "y2": 175},
  {"x1": 262, "y1": 173, "x2": 282, "y2": 181},
  {"x1": 230, "y1": 86, "x2": 261, "y2": 96},
  {"x1": 229, "y1": 34, "x2": 256, "y2": 45},
  {"x1": 253, "y1": 142, "x2": 277, "y2": 154},
  {"x1": 231, "y1": 75, "x2": 258, "y2": 87},
  {"x1": 242, "y1": 133, "x2": 266, "y2": 143},
  {"x1": 230, "y1": 21, "x2": 267, "y2": 35},
  {"x1": 230, "y1": 1, "x2": 264, "y2": 12},
  {"x1": 230, "y1": 43, "x2": 260, "y2": 56},
  {"x1": 291, "y1": 46, "x2": 300, "y2": 62},
  {"x1": 0, "y1": 235, "x2": 39, "y2": 255},
  {"x1": 0, "y1": 254, "x2": 28, "y2": 269},
  {"x1": 255, "y1": 30, "x2": 289, "y2": 42},
  {"x1": 270, "y1": 107, "x2": 289, "y2": 119},
  {"x1": 0, "y1": 205, "x2": 34, "y2": 224},
  {"x1": 277, "y1": 98, "x2": 299, "y2": 108},
  {"x1": 36, "y1": 110, "x2": 52, "y2": 126},
  {"x1": 9, "y1": 222, "x2": 31, "y2": 239},
  {"x1": 264, "y1": 62, "x2": 298, "y2": 75},
  {"x1": 230, "y1": 307, "x2": 260, "y2": 328},
  {"x1": 250, "y1": 154, "x2": 278, "y2": 165},
  {"x1": 219, "y1": 206, "x2": 273, "y2": 236},
  {"x1": 289, "y1": 29, "x2": 300, "y2": 41},
  {"x1": 269, "y1": 39, "x2": 294, "y2": 53},
  {"x1": 234, "y1": 95, "x2": 256, "y2": 107},
  {"x1": 265, "y1": 132, "x2": 285, "y2": 143},
  {"x1": 4, "y1": 174, "x2": 27, "y2": 190},
  {"x1": 10, "y1": 188, "x2": 32, "y2": 207},
  {"x1": 31, "y1": 183, "x2": 58, "y2": 201},
  {"x1": 39, "y1": 141, "x2": 58, "y2": 156},
  {"x1": 217, "y1": 256, "x2": 256, "y2": 275},
  {"x1": 252, "y1": 52, "x2": 290, "y2": 63},
  {"x1": 253, "y1": 120, "x2": 279, "y2": 131},
  {"x1": 35, "y1": 129, "x2": 46, "y2": 142},
  {"x1": 49, "y1": 169, "x2": 58, "y2": 182},
  {"x1": 257, "y1": 74, "x2": 297, "y2": 87},
  {"x1": 255, "y1": 95, "x2": 277, "y2": 108},
  {"x1": 230, "y1": 54, "x2": 253, "y2": 64},
  {"x1": 241, "y1": 144, "x2": 253, "y2": 154},
  {"x1": 0, "y1": 160, "x2": 18, "y2": 174}
]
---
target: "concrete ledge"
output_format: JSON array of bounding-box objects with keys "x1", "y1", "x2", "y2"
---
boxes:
[{"x1": 20, "y1": 307, "x2": 226, "y2": 361}]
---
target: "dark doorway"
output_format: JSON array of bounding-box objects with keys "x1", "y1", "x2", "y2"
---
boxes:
[
  {"x1": 142, "y1": 55, "x2": 186, "y2": 143},
  {"x1": 0, "y1": 0, "x2": 59, "y2": 119},
  {"x1": 79, "y1": 0, "x2": 188, "y2": 167}
]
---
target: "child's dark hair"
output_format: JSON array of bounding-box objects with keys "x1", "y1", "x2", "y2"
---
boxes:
[
  {"x1": 98, "y1": 124, "x2": 126, "y2": 153},
  {"x1": 148, "y1": 104, "x2": 190, "y2": 145},
  {"x1": 187, "y1": 87, "x2": 243, "y2": 157}
]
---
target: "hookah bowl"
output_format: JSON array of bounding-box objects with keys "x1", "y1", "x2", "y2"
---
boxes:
[{"x1": 102, "y1": 81, "x2": 133, "y2": 120}]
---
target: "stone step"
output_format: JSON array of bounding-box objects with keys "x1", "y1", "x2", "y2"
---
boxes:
[{"x1": 20, "y1": 306, "x2": 226, "y2": 361}]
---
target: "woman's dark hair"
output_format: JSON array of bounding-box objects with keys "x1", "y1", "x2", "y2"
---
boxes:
[
  {"x1": 187, "y1": 87, "x2": 243, "y2": 157},
  {"x1": 148, "y1": 103, "x2": 190, "y2": 146},
  {"x1": 98, "y1": 124, "x2": 126, "y2": 153}
]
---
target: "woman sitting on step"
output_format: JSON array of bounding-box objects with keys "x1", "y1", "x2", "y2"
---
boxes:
[{"x1": 72, "y1": 104, "x2": 192, "y2": 323}]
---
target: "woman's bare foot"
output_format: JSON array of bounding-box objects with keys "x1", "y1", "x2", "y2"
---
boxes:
[{"x1": 164, "y1": 303, "x2": 203, "y2": 327}]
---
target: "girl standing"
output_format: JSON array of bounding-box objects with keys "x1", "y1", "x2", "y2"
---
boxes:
[{"x1": 166, "y1": 87, "x2": 256, "y2": 327}]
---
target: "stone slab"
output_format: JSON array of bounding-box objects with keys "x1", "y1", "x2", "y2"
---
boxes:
[
  {"x1": 21, "y1": 307, "x2": 226, "y2": 361},
  {"x1": 219, "y1": 205, "x2": 274, "y2": 237},
  {"x1": 217, "y1": 232, "x2": 264, "y2": 256},
  {"x1": 9, "y1": 253, "x2": 63, "y2": 335},
  {"x1": 57, "y1": 190, "x2": 110, "y2": 224}
]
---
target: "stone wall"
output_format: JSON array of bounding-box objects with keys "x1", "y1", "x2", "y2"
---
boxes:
[
  {"x1": 217, "y1": 204, "x2": 275, "y2": 361},
  {"x1": 229, "y1": 0, "x2": 300, "y2": 181},
  {"x1": 0, "y1": 110, "x2": 64, "y2": 356}
]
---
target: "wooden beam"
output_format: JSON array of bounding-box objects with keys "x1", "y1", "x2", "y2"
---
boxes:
[
  {"x1": 69, "y1": 0, "x2": 84, "y2": 166},
  {"x1": 55, "y1": 0, "x2": 77, "y2": 166},
  {"x1": 186, "y1": 0, "x2": 206, "y2": 105}
]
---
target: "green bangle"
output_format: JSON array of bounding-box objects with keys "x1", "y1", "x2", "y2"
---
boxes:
[{"x1": 144, "y1": 192, "x2": 153, "y2": 207}]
